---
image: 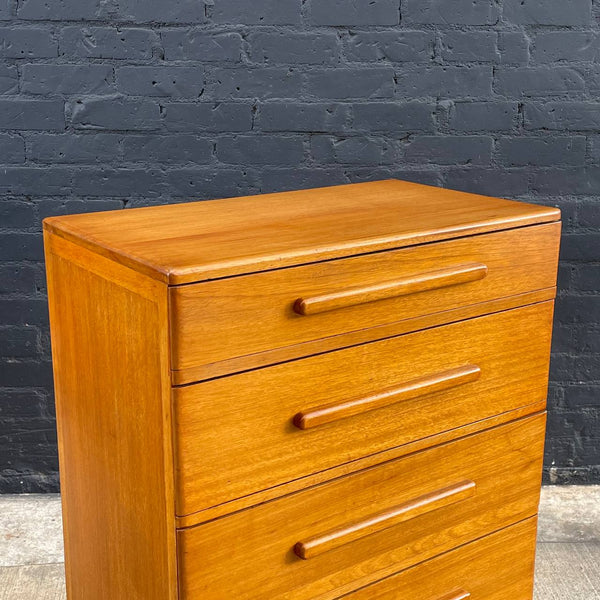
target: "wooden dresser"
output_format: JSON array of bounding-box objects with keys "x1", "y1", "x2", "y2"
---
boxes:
[{"x1": 44, "y1": 179, "x2": 561, "y2": 600}]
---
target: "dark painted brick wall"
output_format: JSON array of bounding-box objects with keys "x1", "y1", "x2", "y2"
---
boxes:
[{"x1": 0, "y1": 0, "x2": 599, "y2": 492}]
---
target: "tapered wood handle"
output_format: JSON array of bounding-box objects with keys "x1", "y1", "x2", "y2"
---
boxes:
[
  {"x1": 293, "y1": 364, "x2": 481, "y2": 430},
  {"x1": 436, "y1": 591, "x2": 471, "y2": 600},
  {"x1": 293, "y1": 263, "x2": 488, "y2": 316},
  {"x1": 294, "y1": 480, "x2": 476, "y2": 560}
]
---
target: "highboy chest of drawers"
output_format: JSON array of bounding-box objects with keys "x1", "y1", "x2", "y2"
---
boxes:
[{"x1": 44, "y1": 179, "x2": 561, "y2": 600}]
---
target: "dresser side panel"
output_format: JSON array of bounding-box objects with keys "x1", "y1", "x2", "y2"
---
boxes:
[{"x1": 45, "y1": 231, "x2": 177, "y2": 600}]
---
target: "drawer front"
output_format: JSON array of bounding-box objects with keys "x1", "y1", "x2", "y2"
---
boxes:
[
  {"x1": 342, "y1": 517, "x2": 538, "y2": 600},
  {"x1": 174, "y1": 302, "x2": 553, "y2": 515},
  {"x1": 170, "y1": 222, "x2": 560, "y2": 382},
  {"x1": 177, "y1": 414, "x2": 545, "y2": 600}
]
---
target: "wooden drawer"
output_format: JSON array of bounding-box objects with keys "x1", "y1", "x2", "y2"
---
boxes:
[
  {"x1": 341, "y1": 517, "x2": 538, "y2": 600},
  {"x1": 177, "y1": 414, "x2": 545, "y2": 600},
  {"x1": 174, "y1": 301, "x2": 553, "y2": 516},
  {"x1": 170, "y1": 222, "x2": 560, "y2": 383}
]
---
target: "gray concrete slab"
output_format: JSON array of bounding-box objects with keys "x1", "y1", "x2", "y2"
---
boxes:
[
  {"x1": 535, "y1": 543, "x2": 600, "y2": 600},
  {"x1": 0, "y1": 495, "x2": 63, "y2": 567},
  {"x1": 538, "y1": 485, "x2": 600, "y2": 542},
  {"x1": 0, "y1": 565, "x2": 66, "y2": 600}
]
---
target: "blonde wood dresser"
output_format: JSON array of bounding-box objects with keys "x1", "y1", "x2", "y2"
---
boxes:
[{"x1": 44, "y1": 179, "x2": 561, "y2": 600}]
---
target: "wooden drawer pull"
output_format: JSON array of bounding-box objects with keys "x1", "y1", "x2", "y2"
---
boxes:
[
  {"x1": 436, "y1": 591, "x2": 471, "y2": 600},
  {"x1": 293, "y1": 263, "x2": 488, "y2": 316},
  {"x1": 293, "y1": 364, "x2": 481, "y2": 430},
  {"x1": 294, "y1": 480, "x2": 476, "y2": 560}
]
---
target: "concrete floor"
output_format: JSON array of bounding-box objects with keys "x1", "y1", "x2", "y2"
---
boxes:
[{"x1": 1, "y1": 487, "x2": 599, "y2": 599}]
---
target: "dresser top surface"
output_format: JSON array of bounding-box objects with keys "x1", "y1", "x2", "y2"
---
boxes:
[{"x1": 43, "y1": 179, "x2": 560, "y2": 285}]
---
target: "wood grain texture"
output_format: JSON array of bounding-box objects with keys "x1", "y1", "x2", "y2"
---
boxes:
[
  {"x1": 293, "y1": 263, "x2": 488, "y2": 315},
  {"x1": 340, "y1": 518, "x2": 538, "y2": 600},
  {"x1": 294, "y1": 364, "x2": 482, "y2": 430},
  {"x1": 42, "y1": 179, "x2": 560, "y2": 285},
  {"x1": 294, "y1": 480, "x2": 476, "y2": 560},
  {"x1": 436, "y1": 592, "x2": 470, "y2": 600},
  {"x1": 174, "y1": 302, "x2": 554, "y2": 517},
  {"x1": 170, "y1": 288, "x2": 556, "y2": 384},
  {"x1": 44, "y1": 232, "x2": 177, "y2": 600},
  {"x1": 175, "y1": 400, "x2": 546, "y2": 528},
  {"x1": 170, "y1": 223, "x2": 560, "y2": 382},
  {"x1": 177, "y1": 414, "x2": 546, "y2": 600}
]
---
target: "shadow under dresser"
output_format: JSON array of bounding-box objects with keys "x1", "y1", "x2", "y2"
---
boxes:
[{"x1": 43, "y1": 179, "x2": 561, "y2": 599}]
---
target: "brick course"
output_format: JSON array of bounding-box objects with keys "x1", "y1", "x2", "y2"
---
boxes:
[{"x1": 0, "y1": 0, "x2": 598, "y2": 492}]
